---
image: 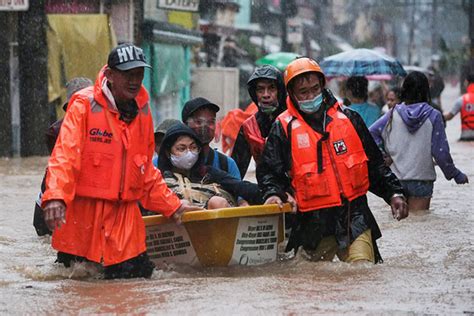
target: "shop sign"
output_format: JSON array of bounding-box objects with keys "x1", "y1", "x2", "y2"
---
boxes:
[
  {"x1": 158, "y1": 0, "x2": 199, "y2": 12},
  {"x1": 0, "y1": 0, "x2": 28, "y2": 11}
]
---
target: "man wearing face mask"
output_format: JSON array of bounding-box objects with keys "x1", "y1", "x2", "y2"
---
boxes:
[
  {"x1": 257, "y1": 57, "x2": 408, "y2": 263},
  {"x1": 182, "y1": 97, "x2": 241, "y2": 181},
  {"x1": 231, "y1": 65, "x2": 287, "y2": 178}
]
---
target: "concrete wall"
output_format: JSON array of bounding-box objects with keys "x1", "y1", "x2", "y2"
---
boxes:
[{"x1": 191, "y1": 67, "x2": 240, "y2": 118}]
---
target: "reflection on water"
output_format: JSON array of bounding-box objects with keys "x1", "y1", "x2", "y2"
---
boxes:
[{"x1": 0, "y1": 89, "x2": 473, "y2": 314}]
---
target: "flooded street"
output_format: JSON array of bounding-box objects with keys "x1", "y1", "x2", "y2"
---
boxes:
[{"x1": 0, "y1": 85, "x2": 473, "y2": 314}]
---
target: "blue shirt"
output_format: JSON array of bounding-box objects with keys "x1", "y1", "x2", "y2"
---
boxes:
[
  {"x1": 349, "y1": 102, "x2": 381, "y2": 127},
  {"x1": 207, "y1": 149, "x2": 241, "y2": 180}
]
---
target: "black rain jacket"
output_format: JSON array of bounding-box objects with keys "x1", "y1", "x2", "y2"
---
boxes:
[
  {"x1": 256, "y1": 95, "x2": 405, "y2": 263},
  {"x1": 232, "y1": 65, "x2": 287, "y2": 178}
]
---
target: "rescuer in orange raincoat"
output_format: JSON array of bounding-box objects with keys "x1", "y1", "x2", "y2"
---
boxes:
[{"x1": 42, "y1": 43, "x2": 200, "y2": 279}]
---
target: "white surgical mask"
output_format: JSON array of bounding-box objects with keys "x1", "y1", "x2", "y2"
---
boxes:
[{"x1": 170, "y1": 150, "x2": 199, "y2": 170}]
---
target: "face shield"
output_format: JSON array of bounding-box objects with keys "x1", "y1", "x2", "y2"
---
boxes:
[{"x1": 186, "y1": 117, "x2": 216, "y2": 144}]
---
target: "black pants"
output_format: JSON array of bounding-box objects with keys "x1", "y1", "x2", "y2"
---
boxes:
[{"x1": 57, "y1": 252, "x2": 155, "y2": 279}]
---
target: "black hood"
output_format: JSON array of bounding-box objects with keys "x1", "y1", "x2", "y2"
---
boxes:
[
  {"x1": 159, "y1": 122, "x2": 202, "y2": 156},
  {"x1": 247, "y1": 65, "x2": 287, "y2": 113},
  {"x1": 158, "y1": 122, "x2": 204, "y2": 177}
]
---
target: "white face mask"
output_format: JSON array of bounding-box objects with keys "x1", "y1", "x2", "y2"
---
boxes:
[
  {"x1": 298, "y1": 93, "x2": 323, "y2": 114},
  {"x1": 170, "y1": 150, "x2": 199, "y2": 170}
]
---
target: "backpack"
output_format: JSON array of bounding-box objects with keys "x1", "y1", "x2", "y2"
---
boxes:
[
  {"x1": 206, "y1": 149, "x2": 229, "y2": 172},
  {"x1": 164, "y1": 172, "x2": 236, "y2": 208}
]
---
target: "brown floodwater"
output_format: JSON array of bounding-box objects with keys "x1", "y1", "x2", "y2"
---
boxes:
[{"x1": 0, "y1": 86, "x2": 472, "y2": 314}]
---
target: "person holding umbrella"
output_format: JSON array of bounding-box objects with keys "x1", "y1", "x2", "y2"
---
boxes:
[{"x1": 257, "y1": 57, "x2": 407, "y2": 263}]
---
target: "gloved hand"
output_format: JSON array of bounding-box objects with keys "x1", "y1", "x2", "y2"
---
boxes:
[{"x1": 454, "y1": 171, "x2": 469, "y2": 184}]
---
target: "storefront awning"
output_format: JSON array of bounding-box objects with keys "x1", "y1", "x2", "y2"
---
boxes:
[{"x1": 142, "y1": 20, "x2": 203, "y2": 46}]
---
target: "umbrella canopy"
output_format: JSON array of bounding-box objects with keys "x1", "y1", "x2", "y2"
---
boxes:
[
  {"x1": 320, "y1": 48, "x2": 407, "y2": 77},
  {"x1": 255, "y1": 52, "x2": 300, "y2": 71}
]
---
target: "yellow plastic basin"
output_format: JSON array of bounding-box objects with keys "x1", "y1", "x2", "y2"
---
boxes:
[{"x1": 144, "y1": 204, "x2": 291, "y2": 267}]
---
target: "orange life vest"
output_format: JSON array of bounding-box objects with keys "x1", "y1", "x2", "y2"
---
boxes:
[
  {"x1": 242, "y1": 115, "x2": 265, "y2": 165},
  {"x1": 42, "y1": 66, "x2": 181, "y2": 265},
  {"x1": 461, "y1": 84, "x2": 474, "y2": 131},
  {"x1": 278, "y1": 98, "x2": 369, "y2": 211},
  {"x1": 73, "y1": 92, "x2": 152, "y2": 202},
  {"x1": 220, "y1": 102, "x2": 258, "y2": 153}
]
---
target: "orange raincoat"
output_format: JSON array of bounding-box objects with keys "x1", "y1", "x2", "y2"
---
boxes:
[
  {"x1": 461, "y1": 83, "x2": 474, "y2": 132},
  {"x1": 42, "y1": 66, "x2": 181, "y2": 266}
]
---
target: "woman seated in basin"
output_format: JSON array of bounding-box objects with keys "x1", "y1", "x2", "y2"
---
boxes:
[
  {"x1": 140, "y1": 122, "x2": 296, "y2": 217},
  {"x1": 157, "y1": 122, "x2": 239, "y2": 209}
]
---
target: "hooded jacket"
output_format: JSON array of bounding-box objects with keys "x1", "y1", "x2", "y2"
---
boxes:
[
  {"x1": 157, "y1": 123, "x2": 263, "y2": 204},
  {"x1": 42, "y1": 66, "x2": 181, "y2": 266},
  {"x1": 231, "y1": 65, "x2": 287, "y2": 177},
  {"x1": 370, "y1": 102, "x2": 463, "y2": 181},
  {"x1": 157, "y1": 122, "x2": 204, "y2": 182}
]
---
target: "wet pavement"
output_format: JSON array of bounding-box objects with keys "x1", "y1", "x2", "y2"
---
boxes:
[{"x1": 0, "y1": 85, "x2": 472, "y2": 314}]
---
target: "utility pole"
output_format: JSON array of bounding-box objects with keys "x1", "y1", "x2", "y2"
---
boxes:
[
  {"x1": 407, "y1": 0, "x2": 416, "y2": 65},
  {"x1": 461, "y1": 0, "x2": 474, "y2": 92},
  {"x1": 18, "y1": 0, "x2": 49, "y2": 156},
  {"x1": 461, "y1": 0, "x2": 474, "y2": 67},
  {"x1": 0, "y1": 13, "x2": 12, "y2": 157},
  {"x1": 468, "y1": 0, "x2": 474, "y2": 91},
  {"x1": 280, "y1": 0, "x2": 290, "y2": 52},
  {"x1": 469, "y1": 0, "x2": 474, "y2": 63},
  {"x1": 431, "y1": 0, "x2": 438, "y2": 56}
]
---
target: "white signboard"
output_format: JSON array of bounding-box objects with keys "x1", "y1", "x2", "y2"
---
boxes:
[
  {"x1": 0, "y1": 0, "x2": 28, "y2": 11},
  {"x1": 157, "y1": 0, "x2": 199, "y2": 12},
  {"x1": 146, "y1": 223, "x2": 199, "y2": 266},
  {"x1": 230, "y1": 216, "x2": 280, "y2": 266}
]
